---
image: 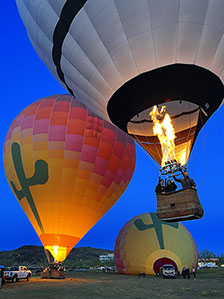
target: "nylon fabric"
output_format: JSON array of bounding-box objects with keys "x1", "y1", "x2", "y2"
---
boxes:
[
  {"x1": 114, "y1": 212, "x2": 198, "y2": 275},
  {"x1": 4, "y1": 95, "x2": 136, "y2": 262}
]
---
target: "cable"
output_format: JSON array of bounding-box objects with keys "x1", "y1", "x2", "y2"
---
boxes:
[
  {"x1": 188, "y1": 111, "x2": 219, "y2": 164},
  {"x1": 133, "y1": 134, "x2": 160, "y2": 170}
]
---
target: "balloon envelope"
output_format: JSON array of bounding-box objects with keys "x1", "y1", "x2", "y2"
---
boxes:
[
  {"x1": 114, "y1": 212, "x2": 198, "y2": 275},
  {"x1": 4, "y1": 95, "x2": 136, "y2": 262},
  {"x1": 16, "y1": 0, "x2": 224, "y2": 165}
]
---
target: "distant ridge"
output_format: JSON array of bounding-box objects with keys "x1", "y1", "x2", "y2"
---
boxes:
[{"x1": 0, "y1": 246, "x2": 113, "y2": 267}]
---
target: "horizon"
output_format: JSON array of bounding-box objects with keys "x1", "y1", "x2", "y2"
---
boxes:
[
  {"x1": 0, "y1": 244, "x2": 113, "y2": 252},
  {"x1": 0, "y1": 244, "x2": 222, "y2": 258}
]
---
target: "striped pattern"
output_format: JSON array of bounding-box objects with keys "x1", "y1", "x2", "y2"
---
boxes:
[{"x1": 4, "y1": 95, "x2": 136, "y2": 262}]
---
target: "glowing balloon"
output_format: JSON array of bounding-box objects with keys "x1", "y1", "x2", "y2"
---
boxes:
[
  {"x1": 4, "y1": 95, "x2": 136, "y2": 262},
  {"x1": 114, "y1": 213, "x2": 198, "y2": 275},
  {"x1": 16, "y1": 0, "x2": 224, "y2": 165}
]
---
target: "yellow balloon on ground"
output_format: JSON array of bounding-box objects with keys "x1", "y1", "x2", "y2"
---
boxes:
[
  {"x1": 114, "y1": 213, "x2": 198, "y2": 275},
  {"x1": 3, "y1": 95, "x2": 136, "y2": 262}
]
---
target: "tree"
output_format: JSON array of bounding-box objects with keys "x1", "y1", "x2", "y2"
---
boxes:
[
  {"x1": 200, "y1": 249, "x2": 216, "y2": 259},
  {"x1": 217, "y1": 254, "x2": 224, "y2": 267}
]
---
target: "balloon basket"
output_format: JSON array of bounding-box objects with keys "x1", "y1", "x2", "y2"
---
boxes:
[
  {"x1": 156, "y1": 188, "x2": 204, "y2": 222},
  {"x1": 41, "y1": 263, "x2": 65, "y2": 279},
  {"x1": 40, "y1": 269, "x2": 65, "y2": 279}
]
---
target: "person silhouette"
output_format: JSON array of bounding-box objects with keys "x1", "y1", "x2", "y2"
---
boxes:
[{"x1": 155, "y1": 178, "x2": 166, "y2": 193}]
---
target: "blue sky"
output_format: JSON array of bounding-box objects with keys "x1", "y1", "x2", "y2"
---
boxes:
[{"x1": 1, "y1": 1, "x2": 223, "y2": 255}]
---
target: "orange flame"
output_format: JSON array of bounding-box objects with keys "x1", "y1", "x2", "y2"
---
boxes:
[
  {"x1": 45, "y1": 245, "x2": 68, "y2": 262},
  {"x1": 150, "y1": 105, "x2": 176, "y2": 167}
]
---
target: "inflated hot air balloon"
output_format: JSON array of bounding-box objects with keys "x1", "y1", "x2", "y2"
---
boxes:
[
  {"x1": 114, "y1": 213, "x2": 198, "y2": 275},
  {"x1": 3, "y1": 95, "x2": 136, "y2": 262},
  {"x1": 16, "y1": 0, "x2": 224, "y2": 167}
]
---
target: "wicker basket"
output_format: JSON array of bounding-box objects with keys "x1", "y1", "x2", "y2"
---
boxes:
[
  {"x1": 40, "y1": 269, "x2": 65, "y2": 279},
  {"x1": 156, "y1": 188, "x2": 204, "y2": 222}
]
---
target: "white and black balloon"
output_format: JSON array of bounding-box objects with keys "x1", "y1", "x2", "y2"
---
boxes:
[{"x1": 16, "y1": 0, "x2": 224, "y2": 165}]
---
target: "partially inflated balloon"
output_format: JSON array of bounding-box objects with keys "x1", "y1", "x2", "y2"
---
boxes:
[
  {"x1": 4, "y1": 95, "x2": 136, "y2": 262},
  {"x1": 16, "y1": 0, "x2": 224, "y2": 165},
  {"x1": 114, "y1": 213, "x2": 198, "y2": 275}
]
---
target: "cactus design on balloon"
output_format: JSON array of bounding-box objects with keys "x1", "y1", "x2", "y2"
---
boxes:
[
  {"x1": 134, "y1": 213, "x2": 179, "y2": 249},
  {"x1": 10, "y1": 142, "x2": 48, "y2": 233}
]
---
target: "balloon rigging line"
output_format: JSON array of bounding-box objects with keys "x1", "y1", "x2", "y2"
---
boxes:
[
  {"x1": 195, "y1": 108, "x2": 207, "y2": 188},
  {"x1": 141, "y1": 119, "x2": 162, "y2": 168},
  {"x1": 187, "y1": 108, "x2": 221, "y2": 187},
  {"x1": 134, "y1": 136, "x2": 160, "y2": 170},
  {"x1": 187, "y1": 110, "x2": 219, "y2": 164}
]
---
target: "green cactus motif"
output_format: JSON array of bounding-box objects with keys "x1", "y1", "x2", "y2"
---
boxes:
[
  {"x1": 10, "y1": 142, "x2": 48, "y2": 234},
  {"x1": 134, "y1": 212, "x2": 179, "y2": 250}
]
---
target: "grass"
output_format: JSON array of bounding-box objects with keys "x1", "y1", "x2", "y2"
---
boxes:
[{"x1": 0, "y1": 269, "x2": 224, "y2": 299}]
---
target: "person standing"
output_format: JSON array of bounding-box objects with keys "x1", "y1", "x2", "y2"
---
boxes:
[
  {"x1": 172, "y1": 171, "x2": 196, "y2": 189},
  {"x1": 186, "y1": 267, "x2": 190, "y2": 279},
  {"x1": 0, "y1": 267, "x2": 4, "y2": 289},
  {"x1": 165, "y1": 180, "x2": 177, "y2": 193},
  {"x1": 155, "y1": 178, "x2": 166, "y2": 194},
  {"x1": 192, "y1": 267, "x2": 196, "y2": 279},
  {"x1": 182, "y1": 267, "x2": 186, "y2": 279}
]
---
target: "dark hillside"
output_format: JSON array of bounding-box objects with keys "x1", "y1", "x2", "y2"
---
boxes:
[{"x1": 0, "y1": 246, "x2": 113, "y2": 267}]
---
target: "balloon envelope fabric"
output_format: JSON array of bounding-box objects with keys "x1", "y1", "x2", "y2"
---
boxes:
[
  {"x1": 15, "y1": 0, "x2": 224, "y2": 167},
  {"x1": 4, "y1": 95, "x2": 136, "y2": 262},
  {"x1": 114, "y1": 213, "x2": 198, "y2": 275}
]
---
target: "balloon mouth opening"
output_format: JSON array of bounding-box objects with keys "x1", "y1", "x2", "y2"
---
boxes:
[
  {"x1": 107, "y1": 64, "x2": 223, "y2": 164},
  {"x1": 44, "y1": 245, "x2": 71, "y2": 262},
  {"x1": 39, "y1": 234, "x2": 80, "y2": 262},
  {"x1": 107, "y1": 64, "x2": 223, "y2": 132},
  {"x1": 127, "y1": 100, "x2": 195, "y2": 166},
  {"x1": 153, "y1": 257, "x2": 177, "y2": 274}
]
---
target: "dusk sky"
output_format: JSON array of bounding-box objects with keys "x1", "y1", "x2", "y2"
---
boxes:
[{"x1": 1, "y1": 1, "x2": 223, "y2": 255}]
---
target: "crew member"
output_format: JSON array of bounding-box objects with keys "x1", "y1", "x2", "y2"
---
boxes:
[
  {"x1": 0, "y1": 267, "x2": 4, "y2": 288},
  {"x1": 172, "y1": 171, "x2": 196, "y2": 189},
  {"x1": 192, "y1": 267, "x2": 196, "y2": 279},
  {"x1": 165, "y1": 180, "x2": 177, "y2": 193},
  {"x1": 155, "y1": 178, "x2": 166, "y2": 194}
]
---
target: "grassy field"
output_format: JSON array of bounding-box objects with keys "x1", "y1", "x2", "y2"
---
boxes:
[{"x1": 0, "y1": 269, "x2": 224, "y2": 299}]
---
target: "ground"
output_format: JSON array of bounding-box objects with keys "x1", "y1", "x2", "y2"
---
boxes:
[{"x1": 0, "y1": 269, "x2": 224, "y2": 299}]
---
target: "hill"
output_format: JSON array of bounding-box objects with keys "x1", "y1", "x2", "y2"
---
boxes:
[{"x1": 0, "y1": 246, "x2": 113, "y2": 267}]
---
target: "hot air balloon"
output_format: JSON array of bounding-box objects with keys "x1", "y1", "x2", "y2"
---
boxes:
[
  {"x1": 3, "y1": 95, "x2": 136, "y2": 262},
  {"x1": 114, "y1": 213, "x2": 198, "y2": 276},
  {"x1": 15, "y1": 1, "x2": 224, "y2": 220},
  {"x1": 15, "y1": 0, "x2": 224, "y2": 166}
]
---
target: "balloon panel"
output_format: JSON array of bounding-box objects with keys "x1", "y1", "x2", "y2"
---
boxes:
[
  {"x1": 114, "y1": 213, "x2": 198, "y2": 275},
  {"x1": 15, "y1": 0, "x2": 224, "y2": 122},
  {"x1": 4, "y1": 95, "x2": 136, "y2": 262},
  {"x1": 15, "y1": 1, "x2": 224, "y2": 165}
]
